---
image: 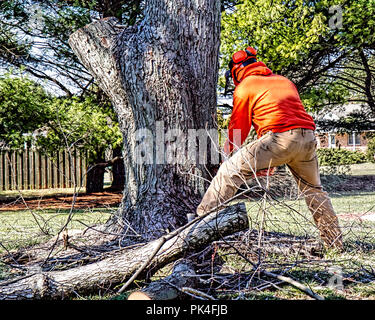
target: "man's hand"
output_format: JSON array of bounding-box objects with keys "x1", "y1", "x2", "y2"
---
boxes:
[{"x1": 253, "y1": 167, "x2": 275, "y2": 178}]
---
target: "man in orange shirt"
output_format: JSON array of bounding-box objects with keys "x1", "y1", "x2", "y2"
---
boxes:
[{"x1": 196, "y1": 47, "x2": 343, "y2": 250}]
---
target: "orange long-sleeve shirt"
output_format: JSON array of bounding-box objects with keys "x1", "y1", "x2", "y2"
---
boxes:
[{"x1": 224, "y1": 61, "x2": 316, "y2": 155}]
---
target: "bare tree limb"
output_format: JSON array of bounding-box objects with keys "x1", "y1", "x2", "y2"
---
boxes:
[{"x1": 0, "y1": 202, "x2": 248, "y2": 299}]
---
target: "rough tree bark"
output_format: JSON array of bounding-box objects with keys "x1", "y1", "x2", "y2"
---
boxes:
[
  {"x1": 0, "y1": 0, "x2": 227, "y2": 300},
  {"x1": 85, "y1": 151, "x2": 106, "y2": 193},
  {"x1": 110, "y1": 146, "x2": 125, "y2": 191},
  {"x1": 68, "y1": 0, "x2": 221, "y2": 240}
]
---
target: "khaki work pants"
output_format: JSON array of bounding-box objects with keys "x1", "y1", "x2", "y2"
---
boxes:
[{"x1": 197, "y1": 128, "x2": 343, "y2": 250}]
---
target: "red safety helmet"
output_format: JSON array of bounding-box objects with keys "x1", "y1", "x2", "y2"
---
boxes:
[{"x1": 226, "y1": 46, "x2": 258, "y2": 86}]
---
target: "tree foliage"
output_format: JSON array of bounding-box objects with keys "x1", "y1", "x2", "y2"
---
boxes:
[
  {"x1": 220, "y1": 0, "x2": 375, "y2": 127},
  {"x1": 221, "y1": 0, "x2": 327, "y2": 74},
  {"x1": 367, "y1": 136, "x2": 375, "y2": 163},
  {"x1": 38, "y1": 93, "x2": 122, "y2": 162},
  {"x1": 0, "y1": 71, "x2": 51, "y2": 148},
  {"x1": 0, "y1": 73, "x2": 122, "y2": 163},
  {"x1": 0, "y1": 0, "x2": 143, "y2": 95}
]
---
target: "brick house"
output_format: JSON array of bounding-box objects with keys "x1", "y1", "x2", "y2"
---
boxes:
[
  {"x1": 316, "y1": 131, "x2": 369, "y2": 152},
  {"x1": 315, "y1": 104, "x2": 373, "y2": 152}
]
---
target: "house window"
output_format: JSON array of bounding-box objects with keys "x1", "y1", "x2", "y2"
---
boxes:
[
  {"x1": 328, "y1": 134, "x2": 336, "y2": 148},
  {"x1": 348, "y1": 132, "x2": 361, "y2": 146}
]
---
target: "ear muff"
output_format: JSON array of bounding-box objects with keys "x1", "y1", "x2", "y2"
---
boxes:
[
  {"x1": 231, "y1": 58, "x2": 257, "y2": 85},
  {"x1": 227, "y1": 46, "x2": 258, "y2": 86},
  {"x1": 245, "y1": 46, "x2": 257, "y2": 57},
  {"x1": 232, "y1": 50, "x2": 249, "y2": 64}
]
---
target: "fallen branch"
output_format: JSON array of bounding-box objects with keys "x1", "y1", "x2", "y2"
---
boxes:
[
  {"x1": 118, "y1": 192, "x2": 251, "y2": 294},
  {"x1": 180, "y1": 287, "x2": 216, "y2": 300},
  {"x1": 118, "y1": 235, "x2": 168, "y2": 294},
  {"x1": 88, "y1": 156, "x2": 124, "y2": 170},
  {"x1": 0, "y1": 202, "x2": 248, "y2": 299},
  {"x1": 262, "y1": 270, "x2": 324, "y2": 300}
]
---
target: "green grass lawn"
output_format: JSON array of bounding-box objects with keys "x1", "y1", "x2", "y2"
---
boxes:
[
  {"x1": 243, "y1": 190, "x2": 375, "y2": 238},
  {"x1": 346, "y1": 162, "x2": 375, "y2": 176},
  {"x1": 331, "y1": 191, "x2": 375, "y2": 214},
  {"x1": 320, "y1": 162, "x2": 375, "y2": 176},
  {"x1": 1, "y1": 164, "x2": 375, "y2": 300},
  {"x1": 213, "y1": 190, "x2": 375, "y2": 300},
  {"x1": 1, "y1": 196, "x2": 374, "y2": 300},
  {"x1": 0, "y1": 205, "x2": 112, "y2": 284},
  {"x1": 0, "y1": 207, "x2": 112, "y2": 253}
]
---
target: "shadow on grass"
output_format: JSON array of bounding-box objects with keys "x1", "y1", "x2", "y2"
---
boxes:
[{"x1": 321, "y1": 174, "x2": 375, "y2": 193}]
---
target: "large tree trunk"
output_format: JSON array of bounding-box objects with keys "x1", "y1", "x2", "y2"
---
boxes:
[
  {"x1": 69, "y1": 1, "x2": 221, "y2": 240},
  {"x1": 85, "y1": 151, "x2": 106, "y2": 194},
  {"x1": 110, "y1": 146, "x2": 125, "y2": 191}
]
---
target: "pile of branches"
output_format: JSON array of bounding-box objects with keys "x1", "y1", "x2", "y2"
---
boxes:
[{"x1": 1, "y1": 170, "x2": 375, "y2": 300}]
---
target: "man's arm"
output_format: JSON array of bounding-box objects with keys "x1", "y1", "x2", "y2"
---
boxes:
[{"x1": 223, "y1": 92, "x2": 251, "y2": 157}]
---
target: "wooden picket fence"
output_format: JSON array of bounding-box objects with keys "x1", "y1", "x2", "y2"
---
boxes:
[{"x1": 0, "y1": 149, "x2": 88, "y2": 191}]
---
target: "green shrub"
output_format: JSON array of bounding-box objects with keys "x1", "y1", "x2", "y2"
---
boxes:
[
  {"x1": 317, "y1": 148, "x2": 367, "y2": 166},
  {"x1": 366, "y1": 137, "x2": 375, "y2": 163}
]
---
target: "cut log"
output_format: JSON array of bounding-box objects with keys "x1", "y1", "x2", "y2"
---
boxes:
[
  {"x1": 0, "y1": 203, "x2": 247, "y2": 299},
  {"x1": 128, "y1": 259, "x2": 196, "y2": 300}
]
